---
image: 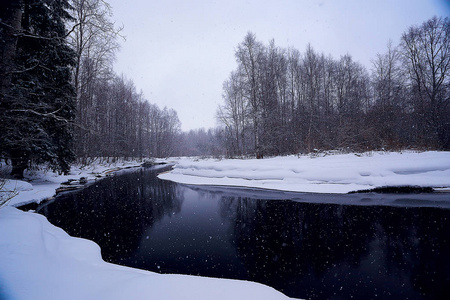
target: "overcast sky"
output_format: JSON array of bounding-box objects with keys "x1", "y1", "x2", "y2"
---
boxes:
[{"x1": 106, "y1": 0, "x2": 449, "y2": 132}]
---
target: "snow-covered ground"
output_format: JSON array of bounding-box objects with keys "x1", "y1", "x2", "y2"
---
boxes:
[
  {"x1": 1, "y1": 151, "x2": 449, "y2": 300},
  {"x1": 2, "y1": 159, "x2": 147, "y2": 208},
  {"x1": 0, "y1": 159, "x2": 295, "y2": 300},
  {"x1": 159, "y1": 151, "x2": 450, "y2": 194},
  {"x1": 0, "y1": 206, "x2": 292, "y2": 300},
  {"x1": 4, "y1": 151, "x2": 448, "y2": 209}
]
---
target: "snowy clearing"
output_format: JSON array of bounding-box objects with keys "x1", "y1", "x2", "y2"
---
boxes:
[
  {"x1": 0, "y1": 206, "x2": 293, "y2": 300},
  {"x1": 159, "y1": 151, "x2": 450, "y2": 194}
]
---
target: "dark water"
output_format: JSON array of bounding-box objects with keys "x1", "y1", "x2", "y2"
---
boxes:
[{"x1": 36, "y1": 167, "x2": 450, "y2": 300}]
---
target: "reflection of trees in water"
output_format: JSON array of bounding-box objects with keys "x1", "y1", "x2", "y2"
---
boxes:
[
  {"x1": 222, "y1": 198, "x2": 371, "y2": 277},
  {"x1": 221, "y1": 197, "x2": 450, "y2": 299},
  {"x1": 38, "y1": 167, "x2": 183, "y2": 264},
  {"x1": 39, "y1": 179, "x2": 450, "y2": 300}
]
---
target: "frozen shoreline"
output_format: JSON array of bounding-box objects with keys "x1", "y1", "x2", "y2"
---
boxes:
[
  {"x1": 0, "y1": 206, "x2": 293, "y2": 300},
  {"x1": 2, "y1": 151, "x2": 449, "y2": 300},
  {"x1": 0, "y1": 160, "x2": 295, "y2": 300},
  {"x1": 158, "y1": 151, "x2": 450, "y2": 194},
  {"x1": 3, "y1": 151, "x2": 449, "y2": 209},
  {"x1": 2, "y1": 160, "x2": 151, "y2": 208}
]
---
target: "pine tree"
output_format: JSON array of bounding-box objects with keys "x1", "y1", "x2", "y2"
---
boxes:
[{"x1": 0, "y1": 0, "x2": 76, "y2": 178}]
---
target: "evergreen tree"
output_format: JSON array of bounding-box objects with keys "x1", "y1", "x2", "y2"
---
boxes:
[{"x1": 0, "y1": 0, "x2": 76, "y2": 178}]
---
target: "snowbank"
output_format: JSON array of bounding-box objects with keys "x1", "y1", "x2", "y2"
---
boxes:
[
  {"x1": 159, "y1": 151, "x2": 450, "y2": 194},
  {"x1": 1, "y1": 160, "x2": 147, "y2": 207},
  {"x1": 1, "y1": 151, "x2": 448, "y2": 300},
  {"x1": 6, "y1": 151, "x2": 448, "y2": 209},
  {"x1": 0, "y1": 206, "x2": 294, "y2": 300}
]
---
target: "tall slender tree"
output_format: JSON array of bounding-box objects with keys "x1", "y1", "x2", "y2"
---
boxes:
[
  {"x1": 401, "y1": 16, "x2": 450, "y2": 149},
  {"x1": 69, "y1": 0, "x2": 122, "y2": 158},
  {"x1": 235, "y1": 32, "x2": 265, "y2": 157},
  {"x1": 370, "y1": 41, "x2": 408, "y2": 148}
]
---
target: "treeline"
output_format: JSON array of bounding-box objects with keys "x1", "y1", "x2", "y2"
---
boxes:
[
  {"x1": 70, "y1": 0, "x2": 181, "y2": 161},
  {"x1": 180, "y1": 128, "x2": 224, "y2": 157},
  {"x1": 0, "y1": 0, "x2": 180, "y2": 178},
  {"x1": 217, "y1": 17, "x2": 450, "y2": 157},
  {"x1": 74, "y1": 74, "x2": 181, "y2": 161},
  {"x1": 1, "y1": 1, "x2": 448, "y2": 179}
]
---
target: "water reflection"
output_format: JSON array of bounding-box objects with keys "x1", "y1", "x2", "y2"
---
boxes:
[
  {"x1": 37, "y1": 168, "x2": 450, "y2": 300},
  {"x1": 221, "y1": 197, "x2": 449, "y2": 299},
  {"x1": 38, "y1": 167, "x2": 182, "y2": 263}
]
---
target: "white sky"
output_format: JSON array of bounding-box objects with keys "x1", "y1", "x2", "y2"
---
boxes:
[{"x1": 106, "y1": 0, "x2": 449, "y2": 132}]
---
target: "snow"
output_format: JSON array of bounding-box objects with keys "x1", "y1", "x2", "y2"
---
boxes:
[
  {"x1": 2, "y1": 160, "x2": 147, "y2": 207},
  {"x1": 4, "y1": 151, "x2": 448, "y2": 209},
  {"x1": 1, "y1": 151, "x2": 449, "y2": 300},
  {"x1": 0, "y1": 206, "x2": 293, "y2": 300},
  {"x1": 0, "y1": 159, "x2": 295, "y2": 300},
  {"x1": 159, "y1": 151, "x2": 450, "y2": 194}
]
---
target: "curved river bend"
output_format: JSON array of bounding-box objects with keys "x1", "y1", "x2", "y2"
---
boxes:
[{"x1": 37, "y1": 167, "x2": 450, "y2": 300}]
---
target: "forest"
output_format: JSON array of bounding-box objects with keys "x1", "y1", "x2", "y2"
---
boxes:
[
  {"x1": 217, "y1": 19, "x2": 450, "y2": 157},
  {"x1": 0, "y1": 0, "x2": 449, "y2": 179},
  {"x1": 0, "y1": 0, "x2": 181, "y2": 178}
]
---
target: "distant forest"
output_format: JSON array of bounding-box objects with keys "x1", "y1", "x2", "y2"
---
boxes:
[
  {"x1": 217, "y1": 17, "x2": 450, "y2": 157},
  {"x1": 0, "y1": 0, "x2": 449, "y2": 178}
]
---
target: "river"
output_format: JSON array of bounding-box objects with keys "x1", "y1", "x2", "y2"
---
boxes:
[{"x1": 36, "y1": 166, "x2": 450, "y2": 300}]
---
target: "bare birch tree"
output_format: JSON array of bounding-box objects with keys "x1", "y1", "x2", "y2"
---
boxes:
[{"x1": 69, "y1": 0, "x2": 123, "y2": 158}]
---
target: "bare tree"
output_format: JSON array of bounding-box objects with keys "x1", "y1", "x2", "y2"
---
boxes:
[
  {"x1": 286, "y1": 48, "x2": 304, "y2": 152},
  {"x1": 302, "y1": 44, "x2": 322, "y2": 151},
  {"x1": 260, "y1": 40, "x2": 285, "y2": 155},
  {"x1": 69, "y1": 0, "x2": 123, "y2": 158},
  {"x1": 333, "y1": 54, "x2": 370, "y2": 149},
  {"x1": 0, "y1": 180, "x2": 18, "y2": 208},
  {"x1": 235, "y1": 32, "x2": 265, "y2": 157},
  {"x1": 217, "y1": 71, "x2": 249, "y2": 156},
  {"x1": 150, "y1": 107, "x2": 181, "y2": 158},
  {"x1": 370, "y1": 40, "x2": 408, "y2": 149},
  {"x1": 401, "y1": 16, "x2": 450, "y2": 148},
  {"x1": 215, "y1": 18, "x2": 448, "y2": 156},
  {"x1": 70, "y1": 0, "x2": 122, "y2": 94}
]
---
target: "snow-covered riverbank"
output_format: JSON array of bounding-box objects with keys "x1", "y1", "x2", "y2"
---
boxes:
[
  {"x1": 1, "y1": 160, "x2": 149, "y2": 208},
  {"x1": 2, "y1": 151, "x2": 449, "y2": 300},
  {"x1": 159, "y1": 151, "x2": 450, "y2": 193},
  {"x1": 3, "y1": 151, "x2": 449, "y2": 209},
  {"x1": 0, "y1": 206, "x2": 294, "y2": 300},
  {"x1": 0, "y1": 159, "x2": 296, "y2": 300}
]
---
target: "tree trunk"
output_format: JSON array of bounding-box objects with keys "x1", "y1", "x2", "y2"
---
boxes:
[
  {"x1": 10, "y1": 151, "x2": 28, "y2": 179},
  {"x1": 0, "y1": 0, "x2": 23, "y2": 97}
]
